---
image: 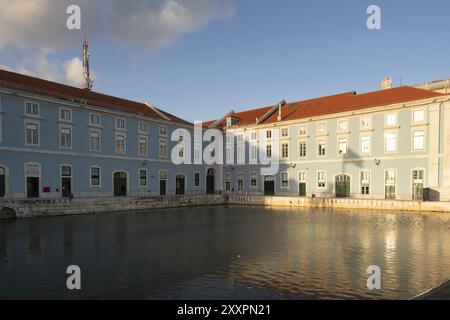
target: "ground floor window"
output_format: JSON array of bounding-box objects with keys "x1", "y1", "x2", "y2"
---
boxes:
[
  {"x1": 281, "y1": 172, "x2": 289, "y2": 188},
  {"x1": 194, "y1": 172, "x2": 200, "y2": 187},
  {"x1": 385, "y1": 169, "x2": 397, "y2": 199},
  {"x1": 139, "y1": 169, "x2": 148, "y2": 187},
  {"x1": 317, "y1": 171, "x2": 327, "y2": 189},
  {"x1": 237, "y1": 173, "x2": 244, "y2": 191},
  {"x1": 90, "y1": 167, "x2": 101, "y2": 187},
  {"x1": 360, "y1": 170, "x2": 370, "y2": 195},
  {"x1": 250, "y1": 172, "x2": 257, "y2": 188},
  {"x1": 225, "y1": 173, "x2": 231, "y2": 191}
]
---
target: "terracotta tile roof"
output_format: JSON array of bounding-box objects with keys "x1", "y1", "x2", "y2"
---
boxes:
[
  {"x1": 205, "y1": 87, "x2": 444, "y2": 128},
  {"x1": 0, "y1": 68, "x2": 190, "y2": 125}
]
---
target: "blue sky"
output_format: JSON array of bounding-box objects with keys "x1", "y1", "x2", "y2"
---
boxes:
[{"x1": 1, "y1": 0, "x2": 450, "y2": 122}]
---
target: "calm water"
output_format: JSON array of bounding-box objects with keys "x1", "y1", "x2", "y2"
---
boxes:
[{"x1": 1, "y1": 206, "x2": 450, "y2": 300}]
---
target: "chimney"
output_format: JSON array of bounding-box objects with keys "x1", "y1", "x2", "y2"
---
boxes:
[
  {"x1": 381, "y1": 77, "x2": 393, "y2": 90},
  {"x1": 277, "y1": 100, "x2": 285, "y2": 122}
]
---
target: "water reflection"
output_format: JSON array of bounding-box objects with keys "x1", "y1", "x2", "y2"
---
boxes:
[{"x1": 0, "y1": 206, "x2": 450, "y2": 299}]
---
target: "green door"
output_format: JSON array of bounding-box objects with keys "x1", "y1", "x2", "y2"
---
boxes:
[
  {"x1": 413, "y1": 183, "x2": 424, "y2": 201},
  {"x1": 299, "y1": 183, "x2": 306, "y2": 197},
  {"x1": 385, "y1": 186, "x2": 396, "y2": 199},
  {"x1": 335, "y1": 175, "x2": 350, "y2": 198},
  {"x1": 114, "y1": 172, "x2": 127, "y2": 197},
  {"x1": 264, "y1": 176, "x2": 275, "y2": 196}
]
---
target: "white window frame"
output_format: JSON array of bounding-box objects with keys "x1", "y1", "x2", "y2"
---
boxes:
[
  {"x1": 159, "y1": 138, "x2": 168, "y2": 158},
  {"x1": 59, "y1": 107, "x2": 72, "y2": 122},
  {"x1": 24, "y1": 101, "x2": 39, "y2": 117},
  {"x1": 281, "y1": 143, "x2": 289, "y2": 159},
  {"x1": 139, "y1": 121, "x2": 148, "y2": 134},
  {"x1": 25, "y1": 120, "x2": 40, "y2": 146},
  {"x1": 299, "y1": 140, "x2": 307, "y2": 158},
  {"x1": 298, "y1": 124, "x2": 307, "y2": 136},
  {"x1": 337, "y1": 136, "x2": 348, "y2": 156},
  {"x1": 412, "y1": 108, "x2": 426, "y2": 124},
  {"x1": 115, "y1": 134, "x2": 126, "y2": 153},
  {"x1": 317, "y1": 171, "x2": 327, "y2": 190},
  {"x1": 360, "y1": 116, "x2": 372, "y2": 130},
  {"x1": 116, "y1": 117, "x2": 126, "y2": 130},
  {"x1": 360, "y1": 134, "x2": 371, "y2": 155},
  {"x1": 317, "y1": 121, "x2": 327, "y2": 135},
  {"x1": 281, "y1": 127, "x2": 289, "y2": 138},
  {"x1": 24, "y1": 162, "x2": 41, "y2": 198},
  {"x1": 412, "y1": 130, "x2": 425, "y2": 151},
  {"x1": 89, "y1": 113, "x2": 101, "y2": 126},
  {"x1": 89, "y1": 130, "x2": 101, "y2": 152},
  {"x1": 360, "y1": 170, "x2": 371, "y2": 195},
  {"x1": 385, "y1": 132, "x2": 397, "y2": 154},
  {"x1": 138, "y1": 135, "x2": 148, "y2": 156},
  {"x1": 159, "y1": 126, "x2": 168, "y2": 137},
  {"x1": 250, "y1": 172, "x2": 258, "y2": 188},
  {"x1": 385, "y1": 112, "x2": 398, "y2": 127},
  {"x1": 337, "y1": 119, "x2": 348, "y2": 133},
  {"x1": 59, "y1": 126, "x2": 73, "y2": 149},
  {"x1": 139, "y1": 168, "x2": 148, "y2": 188},
  {"x1": 89, "y1": 166, "x2": 101, "y2": 187},
  {"x1": 318, "y1": 139, "x2": 326, "y2": 157},
  {"x1": 194, "y1": 172, "x2": 201, "y2": 188},
  {"x1": 281, "y1": 171, "x2": 289, "y2": 189},
  {"x1": 237, "y1": 172, "x2": 244, "y2": 191}
]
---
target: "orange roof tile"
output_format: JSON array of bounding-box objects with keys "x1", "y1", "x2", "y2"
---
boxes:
[
  {"x1": 0, "y1": 68, "x2": 190, "y2": 125},
  {"x1": 205, "y1": 87, "x2": 444, "y2": 128}
]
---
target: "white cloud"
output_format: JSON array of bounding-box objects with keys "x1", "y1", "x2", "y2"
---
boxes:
[
  {"x1": 64, "y1": 57, "x2": 86, "y2": 87},
  {"x1": 0, "y1": 0, "x2": 235, "y2": 52}
]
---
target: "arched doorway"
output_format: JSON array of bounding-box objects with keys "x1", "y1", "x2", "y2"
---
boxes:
[
  {"x1": 335, "y1": 174, "x2": 350, "y2": 198},
  {"x1": 113, "y1": 171, "x2": 128, "y2": 197},
  {"x1": 0, "y1": 167, "x2": 5, "y2": 198},
  {"x1": 175, "y1": 174, "x2": 186, "y2": 195},
  {"x1": 206, "y1": 168, "x2": 215, "y2": 194},
  {"x1": 264, "y1": 176, "x2": 275, "y2": 196}
]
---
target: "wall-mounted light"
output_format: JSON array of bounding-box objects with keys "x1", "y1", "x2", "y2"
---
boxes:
[
  {"x1": 374, "y1": 159, "x2": 381, "y2": 166},
  {"x1": 289, "y1": 163, "x2": 296, "y2": 168}
]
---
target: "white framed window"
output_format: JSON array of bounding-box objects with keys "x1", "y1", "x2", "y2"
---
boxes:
[
  {"x1": 360, "y1": 170, "x2": 371, "y2": 195},
  {"x1": 237, "y1": 173, "x2": 244, "y2": 191},
  {"x1": 298, "y1": 125, "x2": 307, "y2": 136},
  {"x1": 237, "y1": 134, "x2": 244, "y2": 142},
  {"x1": 237, "y1": 145, "x2": 245, "y2": 163},
  {"x1": 250, "y1": 132, "x2": 257, "y2": 140},
  {"x1": 317, "y1": 122, "x2": 327, "y2": 134},
  {"x1": 60, "y1": 127, "x2": 72, "y2": 149},
  {"x1": 337, "y1": 119, "x2": 348, "y2": 132},
  {"x1": 250, "y1": 145, "x2": 257, "y2": 162},
  {"x1": 299, "y1": 171, "x2": 307, "y2": 183},
  {"x1": 25, "y1": 102, "x2": 39, "y2": 116},
  {"x1": 266, "y1": 144, "x2": 272, "y2": 157},
  {"x1": 412, "y1": 109, "x2": 425, "y2": 123},
  {"x1": 116, "y1": 134, "x2": 125, "y2": 153},
  {"x1": 225, "y1": 173, "x2": 231, "y2": 191},
  {"x1": 139, "y1": 136, "x2": 148, "y2": 155},
  {"x1": 281, "y1": 128, "x2": 289, "y2": 137},
  {"x1": 194, "y1": 144, "x2": 202, "y2": 163},
  {"x1": 194, "y1": 172, "x2": 200, "y2": 187},
  {"x1": 386, "y1": 113, "x2": 397, "y2": 127},
  {"x1": 413, "y1": 130, "x2": 425, "y2": 151},
  {"x1": 159, "y1": 170, "x2": 168, "y2": 180},
  {"x1": 25, "y1": 122, "x2": 39, "y2": 145},
  {"x1": 89, "y1": 113, "x2": 101, "y2": 126},
  {"x1": 225, "y1": 146, "x2": 231, "y2": 163},
  {"x1": 159, "y1": 126, "x2": 167, "y2": 136},
  {"x1": 266, "y1": 130, "x2": 272, "y2": 139},
  {"x1": 318, "y1": 139, "x2": 326, "y2": 156},
  {"x1": 250, "y1": 172, "x2": 257, "y2": 188},
  {"x1": 385, "y1": 132, "x2": 397, "y2": 153},
  {"x1": 317, "y1": 171, "x2": 327, "y2": 189},
  {"x1": 281, "y1": 172, "x2": 289, "y2": 188},
  {"x1": 360, "y1": 135, "x2": 371, "y2": 154},
  {"x1": 360, "y1": 116, "x2": 372, "y2": 129},
  {"x1": 116, "y1": 118, "x2": 126, "y2": 130},
  {"x1": 139, "y1": 122, "x2": 148, "y2": 134},
  {"x1": 90, "y1": 167, "x2": 101, "y2": 187},
  {"x1": 338, "y1": 137, "x2": 347, "y2": 155},
  {"x1": 90, "y1": 131, "x2": 101, "y2": 152},
  {"x1": 59, "y1": 108, "x2": 72, "y2": 121},
  {"x1": 159, "y1": 139, "x2": 167, "y2": 157},
  {"x1": 139, "y1": 169, "x2": 148, "y2": 187},
  {"x1": 281, "y1": 143, "x2": 289, "y2": 159},
  {"x1": 299, "y1": 141, "x2": 307, "y2": 158}
]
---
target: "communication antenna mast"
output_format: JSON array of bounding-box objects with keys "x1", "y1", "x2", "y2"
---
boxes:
[{"x1": 82, "y1": 36, "x2": 93, "y2": 90}]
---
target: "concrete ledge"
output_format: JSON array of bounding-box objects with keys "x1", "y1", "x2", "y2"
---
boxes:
[
  {"x1": 227, "y1": 195, "x2": 450, "y2": 212},
  {"x1": 412, "y1": 280, "x2": 450, "y2": 300}
]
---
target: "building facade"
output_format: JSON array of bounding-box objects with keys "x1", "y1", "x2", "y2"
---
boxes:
[
  {"x1": 0, "y1": 69, "x2": 220, "y2": 199},
  {"x1": 206, "y1": 86, "x2": 450, "y2": 201},
  {"x1": 2, "y1": 68, "x2": 450, "y2": 202}
]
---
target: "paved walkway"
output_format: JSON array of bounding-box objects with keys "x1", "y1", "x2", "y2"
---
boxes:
[{"x1": 413, "y1": 280, "x2": 450, "y2": 300}]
